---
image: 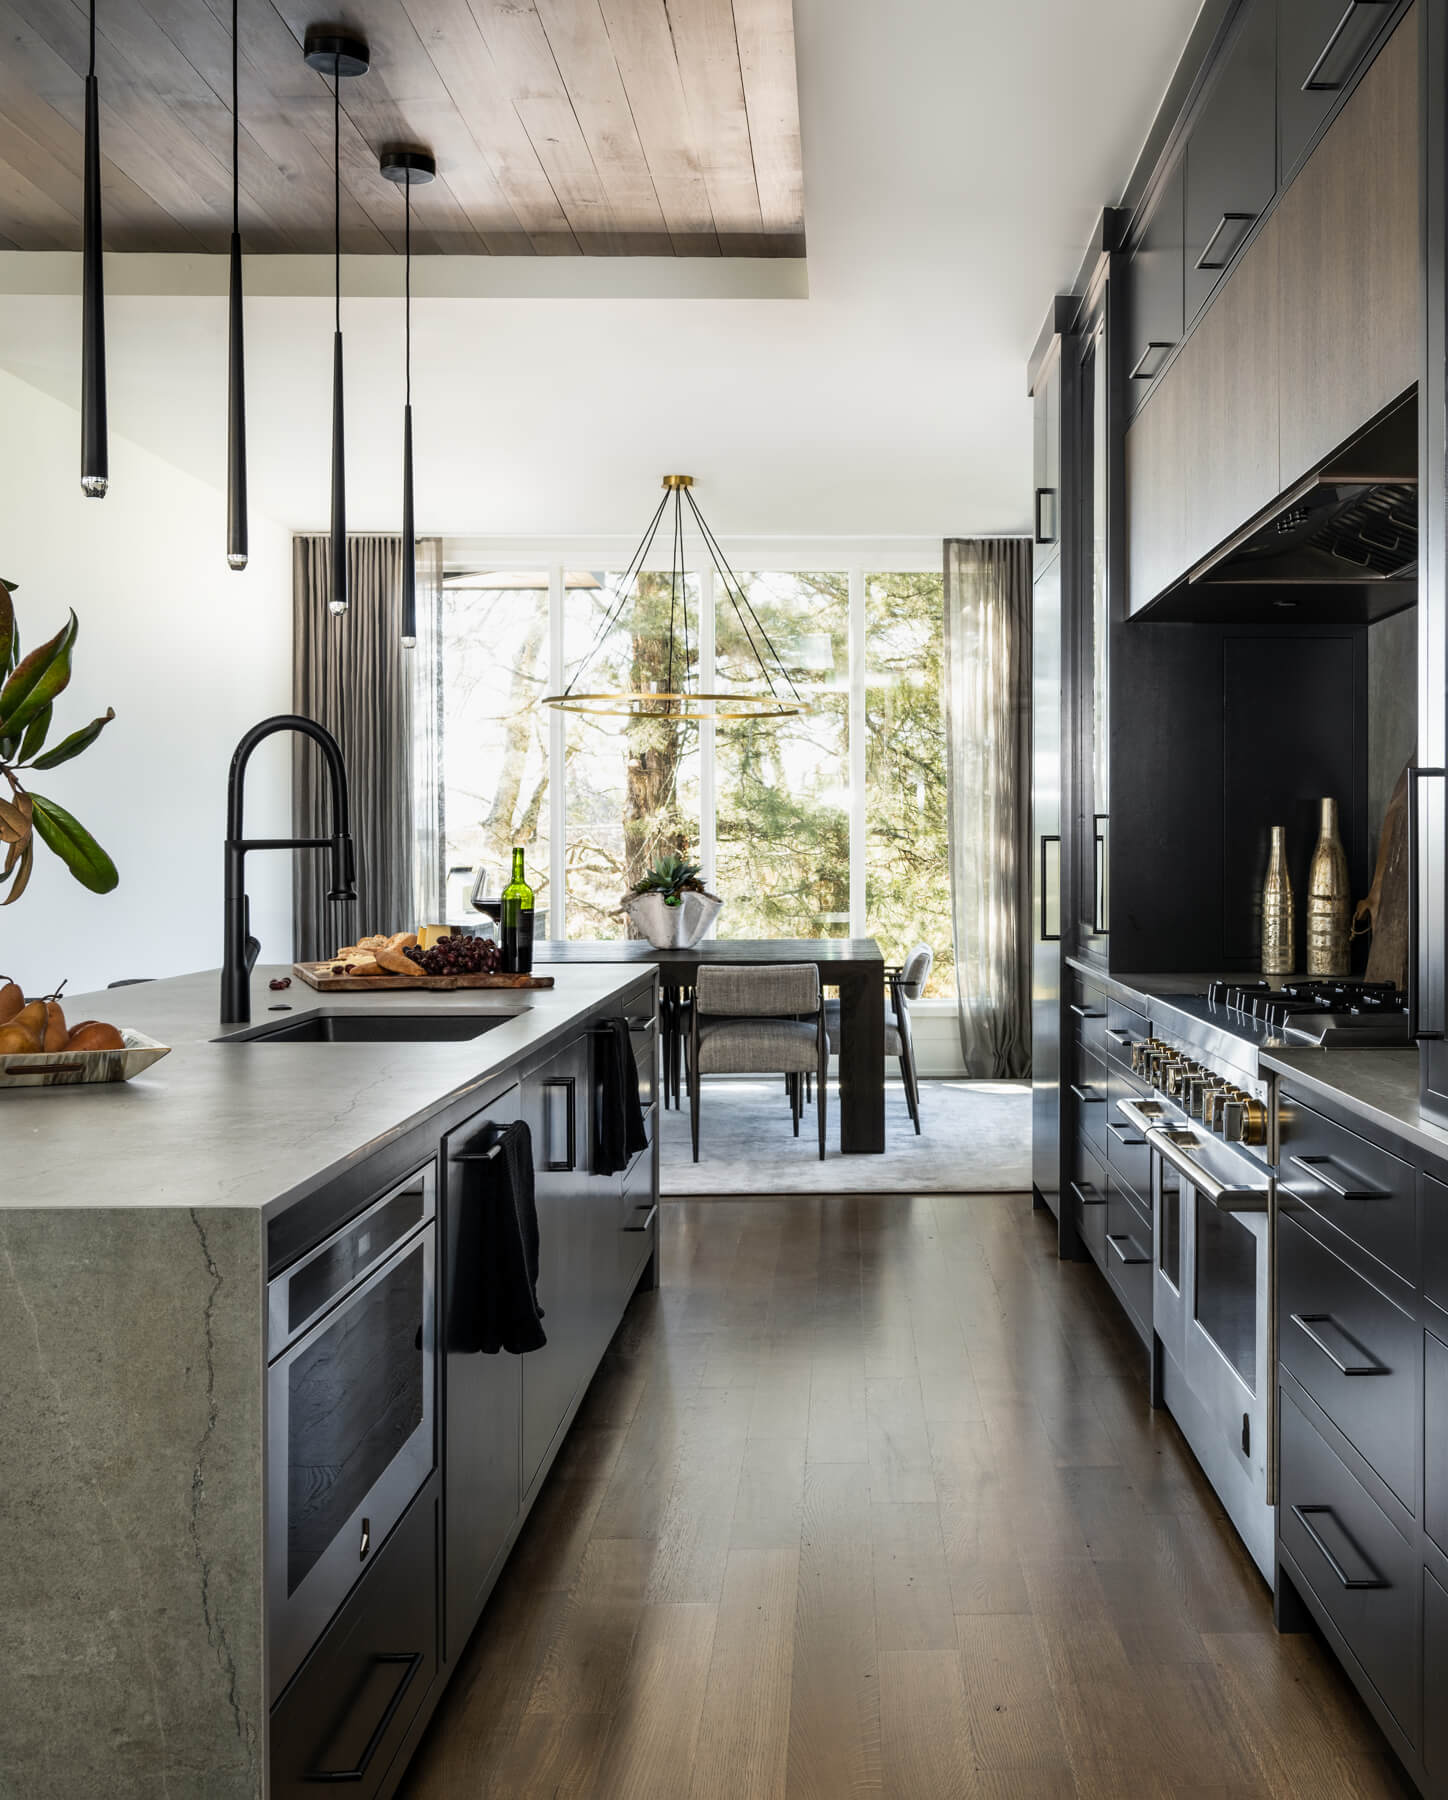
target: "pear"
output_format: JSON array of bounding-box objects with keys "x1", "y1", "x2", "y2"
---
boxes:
[
  {"x1": 0, "y1": 976, "x2": 22, "y2": 1024},
  {"x1": 43, "y1": 997, "x2": 68, "y2": 1051},
  {"x1": 10, "y1": 998, "x2": 47, "y2": 1049},
  {"x1": 64, "y1": 1021, "x2": 126, "y2": 1052}
]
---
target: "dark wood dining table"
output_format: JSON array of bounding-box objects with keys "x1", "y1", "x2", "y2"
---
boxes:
[{"x1": 536, "y1": 938, "x2": 887, "y2": 1154}]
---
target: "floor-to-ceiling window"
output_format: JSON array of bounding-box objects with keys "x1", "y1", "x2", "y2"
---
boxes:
[{"x1": 433, "y1": 551, "x2": 948, "y2": 977}]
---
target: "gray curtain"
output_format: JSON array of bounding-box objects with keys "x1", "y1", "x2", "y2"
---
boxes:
[
  {"x1": 943, "y1": 537, "x2": 1032, "y2": 1078},
  {"x1": 292, "y1": 535, "x2": 414, "y2": 960}
]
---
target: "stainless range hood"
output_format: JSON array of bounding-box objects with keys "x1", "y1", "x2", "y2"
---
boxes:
[{"x1": 1187, "y1": 394, "x2": 1417, "y2": 588}]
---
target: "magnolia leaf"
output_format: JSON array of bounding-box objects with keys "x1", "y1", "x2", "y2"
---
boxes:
[
  {"x1": 29, "y1": 705, "x2": 114, "y2": 770},
  {"x1": 0, "y1": 584, "x2": 13, "y2": 679},
  {"x1": 0, "y1": 610, "x2": 77, "y2": 738},
  {"x1": 0, "y1": 791, "x2": 32, "y2": 844},
  {"x1": 29, "y1": 791, "x2": 118, "y2": 894},
  {"x1": 16, "y1": 702, "x2": 51, "y2": 765},
  {"x1": 1, "y1": 836, "x2": 33, "y2": 905}
]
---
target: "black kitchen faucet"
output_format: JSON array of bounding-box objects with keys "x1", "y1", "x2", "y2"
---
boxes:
[{"x1": 221, "y1": 714, "x2": 356, "y2": 1024}]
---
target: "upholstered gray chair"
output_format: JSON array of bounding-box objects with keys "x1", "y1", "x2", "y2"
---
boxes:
[
  {"x1": 826, "y1": 942, "x2": 932, "y2": 1134},
  {"x1": 689, "y1": 963, "x2": 827, "y2": 1161}
]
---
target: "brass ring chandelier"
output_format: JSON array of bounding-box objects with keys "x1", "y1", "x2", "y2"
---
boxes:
[{"x1": 542, "y1": 476, "x2": 808, "y2": 720}]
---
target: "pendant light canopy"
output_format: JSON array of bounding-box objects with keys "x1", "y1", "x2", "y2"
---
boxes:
[
  {"x1": 543, "y1": 477, "x2": 807, "y2": 720},
  {"x1": 380, "y1": 149, "x2": 437, "y2": 650},
  {"x1": 304, "y1": 28, "x2": 370, "y2": 616},
  {"x1": 226, "y1": 0, "x2": 247, "y2": 569},
  {"x1": 80, "y1": 0, "x2": 108, "y2": 499}
]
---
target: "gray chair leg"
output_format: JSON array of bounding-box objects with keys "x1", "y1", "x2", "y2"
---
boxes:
[
  {"x1": 792, "y1": 1072, "x2": 801, "y2": 1135},
  {"x1": 897, "y1": 1024, "x2": 922, "y2": 1134},
  {"x1": 816, "y1": 1018, "x2": 827, "y2": 1160},
  {"x1": 690, "y1": 1015, "x2": 702, "y2": 1161}
]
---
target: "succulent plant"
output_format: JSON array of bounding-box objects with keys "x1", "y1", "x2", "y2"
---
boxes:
[
  {"x1": 627, "y1": 852, "x2": 712, "y2": 908},
  {"x1": 0, "y1": 579, "x2": 118, "y2": 905}
]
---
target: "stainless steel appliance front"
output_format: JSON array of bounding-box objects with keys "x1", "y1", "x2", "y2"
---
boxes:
[{"x1": 266, "y1": 1162, "x2": 437, "y2": 1701}]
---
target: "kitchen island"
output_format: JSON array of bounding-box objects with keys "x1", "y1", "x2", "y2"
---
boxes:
[{"x1": 0, "y1": 961, "x2": 659, "y2": 1799}]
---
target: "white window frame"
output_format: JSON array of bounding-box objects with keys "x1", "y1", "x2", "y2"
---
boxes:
[{"x1": 440, "y1": 537, "x2": 942, "y2": 950}]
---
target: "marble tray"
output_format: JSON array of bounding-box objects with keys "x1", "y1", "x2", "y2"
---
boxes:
[{"x1": 0, "y1": 1027, "x2": 171, "y2": 1088}]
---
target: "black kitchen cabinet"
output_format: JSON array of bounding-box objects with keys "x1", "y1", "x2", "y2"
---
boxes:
[
  {"x1": 1278, "y1": 0, "x2": 1404, "y2": 183},
  {"x1": 1031, "y1": 550, "x2": 1064, "y2": 1223},
  {"x1": 1033, "y1": 350, "x2": 1062, "y2": 551},
  {"x1": 441, "y1": 1084, "x2": 523, "y2": 1667},
  {"x1": 1124, "y1": 160, "x2": 1183, "y2": 417},
  {"x1": 1184, "y1": 0, "x2": 1277, "y2": 324}
]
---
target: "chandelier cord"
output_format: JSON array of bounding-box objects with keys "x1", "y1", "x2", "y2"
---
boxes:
[
  {"x1": 231, "y1": 0, "x2": 239, "y2": 236},
  {"x1": 683, "y1": 486, "x2": 803, "y2": 704},
  {"x1": 333, "y1": 56, "x2": 340, "y2": 335},
  {"x1": 561, "y1": 488, "x2": 670, "y2": 699},
  {"x1": 677, "y1": 487, "x2": 691, "y2": 697},
  {"x1": 89, "y1": 0, "x2": 96, "y2": 78},
  {"x1": 404, "y1": 176, "x2": 411, "y2": 408}
]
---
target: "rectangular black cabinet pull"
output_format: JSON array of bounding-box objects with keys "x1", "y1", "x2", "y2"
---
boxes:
[
  {"x1": 1302, "y1": 0, "x2": 1389, "y2": 91},
  {"x1": 1290, "y1": 1312, "x2": 1385, "y2": 1376},
  {"x1": 1128, "y1": 341, "x2": 1173, "y2": 381},
  {"x1": 1069, "y1": 1180, "x2": 1105, "y2": 1207},
  {"x1": 1291, "y1": 1505, "x2": 1388, "y2": 1589},
  {"x1": 1068, "y1": 1003, "x2": 1105, "y2": 1020},
  {"x1": 1107, "y1": 1232, "x2": 1149, "y2": 1265},
  {"x1": 1288, "y1": 1154, "x2": 1386, "y2": 1202},
  {"x1": 306, "y1": 1651, "x2": 424, "y2": 1783},
  {"x1": 1034, "y1": 486, "x2": 1057, "y2": 545},
  {"x1": 1070, "y1": 1083, "x2": 1105, "y2": 1104},
  {"x1": 1039, "y1": 836, "x2": 1060, "y2": 943},
  {"x1": 1195, "y1": 212, "x2": 1257, "y2": 271}
]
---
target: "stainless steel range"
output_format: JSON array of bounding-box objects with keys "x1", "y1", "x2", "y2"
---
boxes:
[{"x1": 1115, "y1": 977, "x2": 1410, "y2": 1586}]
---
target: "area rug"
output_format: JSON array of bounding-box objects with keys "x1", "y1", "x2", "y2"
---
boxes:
[{"x1": 657, "y1": 1077, "x2": 1031, "y2": 1195}]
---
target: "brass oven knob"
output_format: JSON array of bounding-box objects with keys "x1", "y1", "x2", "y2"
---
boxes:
[
  {"x1": 1186, "y1": 1073, "x2": 1212, "y2": 1118},
  {"x1": 1221, "y1": 1093, "x2": 1267, "y2": 1147},
  {"x1": 1202, "y1": 1083, "x2": 1228, "y2": 1131},
  {"x1": 1166, "y1": 1058, "x2": 1194, "y2": 1099}
]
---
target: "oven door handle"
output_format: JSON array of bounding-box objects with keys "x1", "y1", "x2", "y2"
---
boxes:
[
  {"x1": 1144, "y1": 1125, "x2": 1270, "y2": 1212},
  {"x1": 1116, "y1": 1096, "x2": 1170, "y2": 1136}
]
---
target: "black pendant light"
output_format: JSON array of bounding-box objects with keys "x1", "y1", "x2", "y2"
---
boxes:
[
  {"x1": 303, "y1": 28, "x2": 369, "y2": 615},
  {"x1": 226, "y1": 0, "x2": 247, "y2": 569},
  {"x1": 80, "y1": 0, "x2": 107, "y2": 499},
  {"x1": 380, "y1": 149, "x2": 436, "y2": 649}
]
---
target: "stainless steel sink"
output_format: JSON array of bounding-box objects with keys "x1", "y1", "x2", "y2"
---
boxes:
[{"x1": 216, "y1": 1011, "x2": 512, "y2": 1044}]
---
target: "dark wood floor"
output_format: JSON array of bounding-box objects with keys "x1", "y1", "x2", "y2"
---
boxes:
[{"x1": 401, "y1": 1193, "x2": 1412, "y2": 1799}]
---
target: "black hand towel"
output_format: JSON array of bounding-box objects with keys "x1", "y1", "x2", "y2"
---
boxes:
[
  {"x1": 594, "y1": 1015, "x2": 650, "y2": 1177},
  {"x1": 449, "y1": 1118, "x2": 547, "y2": 1356}
]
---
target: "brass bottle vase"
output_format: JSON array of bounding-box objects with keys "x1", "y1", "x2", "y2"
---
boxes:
[
  {"x1": 1261, "y1": 825, "x2": 1294, "y2": 976},
  {"x1": 1306, "y1": 796, "x2": 1351, "y2": 977}
]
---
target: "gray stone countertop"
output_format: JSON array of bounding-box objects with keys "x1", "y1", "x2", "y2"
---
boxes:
[
  {"x1": 1063, "y1": 958, "x2": 1219, "y2": 1011},
  {"x1": 0, "y1": 960, "x2": 654, "y2": 1215},
  {"x1": 1260, "y1": 1046, "x2": 1448, "y2": 1164}
]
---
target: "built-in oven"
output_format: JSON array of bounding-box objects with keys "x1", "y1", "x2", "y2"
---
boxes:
[
  {"x1": 266, "y1": 1161, "x2": 437, "y2": 1701},
  {"x1": 1120, "y1": 1094, "x2": 1276, "y2": 1583}
]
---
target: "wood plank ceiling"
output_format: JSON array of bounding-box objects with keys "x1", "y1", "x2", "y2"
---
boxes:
[{"x1": 0, "y1": 0, "x2": 805, "y2": 255}]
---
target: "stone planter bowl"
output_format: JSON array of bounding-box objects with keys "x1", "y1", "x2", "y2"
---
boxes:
[{"x1": 622, "y1": 890, "x2": 722, "y2": 950}]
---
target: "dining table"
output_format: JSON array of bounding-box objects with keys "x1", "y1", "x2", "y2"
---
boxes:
[{"x1": 535, "y1": 938, "x2": 887, "y2": 1154}]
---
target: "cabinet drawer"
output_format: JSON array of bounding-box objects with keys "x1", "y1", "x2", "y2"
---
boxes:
[
  {"x1": 1105, "y1": 1191, "x2": 1153, "y2": 1344},
  {"x1": 1071, "y1": 1169, "x2": 1108, "y2": 1267},
  {"x1": 1068, "y1": 989, "x2": 1108, "y2": 1062},
  {"x1": 1426, "y1": 1330, "x2": 1448, "y2": 1562},
  {"x1": 1279, "y1": 1213, "x2": 1417, "y2": 1511},
  {"x1": 1072, "y1": 1046, "x2": 1111, "y2": 1162},
  {"x1": 1277, "y1": 1091, "x2": 1415, "y2": 1278},
  {"x1": 1426, "y1": 1565, "x2": 1448, "y2": 1784},
  {"x1": 1277, "y1": 0, "x2": 1400, "y2": 184},
  {"x1": 1279, "y1": 1389, "x2": 1418, "y2": 1744},
  {"x1": 1069, "y1": 1136, "x2": 1108, "y2": 1211},
  {"x1": 271, "y1": 1480, "x2": 438, "y2": 1799},
  {"x1": 1423, "y1": 1172, "x2": 1448, "y2": 1321},
  {"x1": 1105, "y1": 1067, "x2": 1153, "y2": 1209},
  {"x1": 1102, "y1": 999, "x2": 1147, "y2": 1072}
]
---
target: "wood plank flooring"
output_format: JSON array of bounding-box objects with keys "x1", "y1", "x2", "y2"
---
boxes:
[{"x1": 399, "y1": 1194, "x2": 1413, "y2": 1800}]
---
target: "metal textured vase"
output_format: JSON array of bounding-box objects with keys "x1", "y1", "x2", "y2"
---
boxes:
[
  {"x1": 622, "y1": 890, "x2": 722, "y2": 950},
  {"x1": 1306, "y1": 796, "x2": 1351, "y2": 977},
  {"x1": 1261, "y1": 824, "x2": 1295, "y2": 975}
]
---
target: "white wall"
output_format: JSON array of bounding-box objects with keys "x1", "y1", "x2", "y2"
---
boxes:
[{"x1": 0, "y1": 366, "x2": 292, "y2": 1000}]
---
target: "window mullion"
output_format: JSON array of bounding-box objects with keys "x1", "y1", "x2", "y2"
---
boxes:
[{"x1": 849, "y1": 565, "x2": 866, "y2": 939}]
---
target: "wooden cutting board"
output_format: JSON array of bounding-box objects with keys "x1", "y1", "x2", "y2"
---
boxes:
[{"x1": 293, "y1": 962, "x2": 554, "y2": 993}]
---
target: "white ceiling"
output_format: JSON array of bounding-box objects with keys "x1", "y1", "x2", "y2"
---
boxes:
[{"x1": 0, "y1": 0, "x2": 1201, "y2": 543}]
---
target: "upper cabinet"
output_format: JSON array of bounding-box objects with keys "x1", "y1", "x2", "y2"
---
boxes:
[
  {"x1": 1278, "y1": 0, "x2": 1403, "y2": 183},
  {"x1": 1124, "y1": 163, "x2": 1184, "y2": 419},
  {"x1": 1275, "y1": 9, "x2": 1418, "y2": 486},
  {"x1": 1033, "y1": 346, "x2": 1062, "y2": 555},
  {"x1": 1184, "y1": 0, "x2": 1278, "y2": 326}
]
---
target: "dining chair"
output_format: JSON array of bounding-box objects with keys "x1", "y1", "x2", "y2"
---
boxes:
[
  {"x1": 689, "y1": 964, "x2": 827, "y2": 1161},
  {"x1": 826, "y1": 942, "x2": 931, "y2": 1134}
]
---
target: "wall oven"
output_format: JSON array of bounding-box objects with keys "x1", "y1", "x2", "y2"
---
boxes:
[
  {"x1": 267, "y1": 1162, "x2": 437, "y2": 1701},
  {"x1": 1120, "y1": 1076, "x2": 1276, "y2": 1584}
]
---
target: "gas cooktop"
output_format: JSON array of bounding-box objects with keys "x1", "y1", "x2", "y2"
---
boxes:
[{"x1": 1188, "y1": 978, "x2": 1410, "y2": 1048}]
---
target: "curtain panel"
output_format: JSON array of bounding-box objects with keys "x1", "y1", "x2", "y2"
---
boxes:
[
  {"x1": 292, "y1": 535, "x2": 421, "y2": 960},
  {"x1": 943, "y1": 537, "x2": 1032, "y2": 1078}
]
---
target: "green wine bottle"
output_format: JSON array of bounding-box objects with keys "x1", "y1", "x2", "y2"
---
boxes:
[{"x1": 501, "y1": 847, "x2": 535, "y2": 975}]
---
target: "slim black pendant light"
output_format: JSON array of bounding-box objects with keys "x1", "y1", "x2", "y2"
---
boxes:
[
  {"x1": 380, "y1": 149, "x2": 436, "y2": 649},
  {"x1": 226, "y1": 0, "x2": 248, "y2": 569},
  {"x1": 303, "y1": 27, "x2": 369, "y2": 615},
  {"x1": 80, "y1": 0, "x2": 108, "y2": 498}
]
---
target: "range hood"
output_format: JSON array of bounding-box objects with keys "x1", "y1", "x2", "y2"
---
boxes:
[{"x1": 1188, "y1": 395, "x2": 1417, "y2": 588}]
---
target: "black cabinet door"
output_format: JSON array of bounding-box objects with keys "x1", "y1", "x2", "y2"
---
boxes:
[
  {"x1": 441, "y1": 1084, "x2": 523, "y2": 1666},
  {"x1": 1278, "y1": 0, "x2": 1397, "y2": 183},
  {"x1": 1033, "y1": 349, "x2": 1061, "y2": 550},
  {"x1": 1031, "y1": 557, "x2": 1063, "y2": 1217},
  {"x1": 1124, "y1": 160, "x2": 1183, "y2": 416},
  {"x1": 1184, "y1": 0, "x2": 1277, "y2": 324},
  {"x1": 522, "y1": 1035, "x2": 595, "y2": 1493}
]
